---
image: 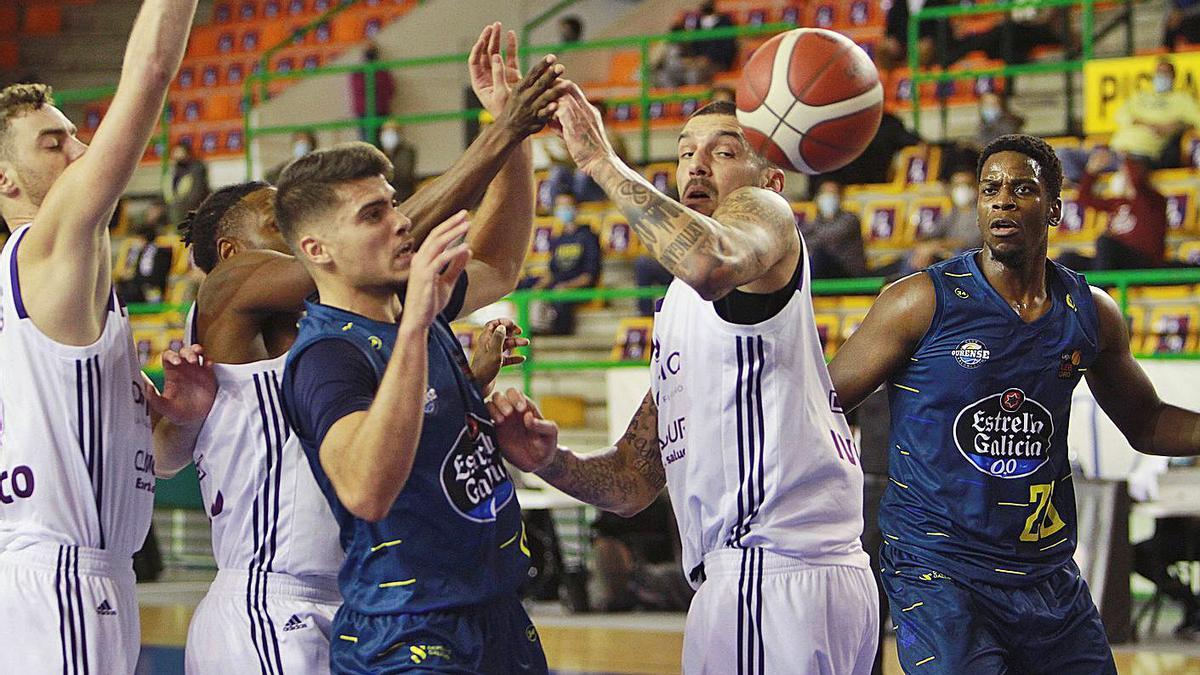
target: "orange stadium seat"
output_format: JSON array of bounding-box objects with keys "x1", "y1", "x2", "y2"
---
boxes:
[
  {"x1": 0, "y1": 6, "x2": 18, "y2": 34},
  {"x1": 605, "y1": 51, "x2": 642, "y2": 87},
  {"x1": 0, "y1": 41, "x2": 19, "y2": 70},
  {"x1": 22, "y1": 3, "x2": 63, "y2": 35}
]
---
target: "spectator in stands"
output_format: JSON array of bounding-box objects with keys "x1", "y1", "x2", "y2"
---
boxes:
[
  {"x1": 655, "y1": 1, "x2": 736, "y2": 87},
  {"x1": 812, "y1": 112, "x2": 922, "y2": 190},
  {"x1": 976, "y1": 92, "x2": 1025, "y2": 147},
  {"x1": 803, "y1": 180, "x2": 868, "y2": 279},
  {"x1": 117, "y1": 217, "x2": 174, "y2": 303},
  {"x1": 534, "y1": 193, "x2": 602, "y2": 335},
  {"x1": 164, "y1": 141, "x2": 209, "y2": 227},
  {"x1": 590, "y1": 496, "x2": 693, "y2": 612},
  {"x1": 377, "y1": 120, "x2": 417, "y2": 202},
  {"x1": 1165, "y1": 0, "x2": 1200, "y2": 50},
  {"x1": 1060, "y1": 58, "x2": 1200, "y2": 182},
  {"x1": 559, "y1": 15, "x2": 584, "y2": 43},
  {"x1": 1129, "y1": 457, "x2": 1200, "y2": 639},
  {"x1": 879, "y1": 0, "x2": 945, "y2": 70},
  {"x1": 350, "y1": 41, "x2": 396, "y2": 140},
  {"x1": 542, "y1": 102, "x2": 629, "y2": 208},
  {"x1": 1060, "y1": 150, "x2": 1169, "y2": 270},
  {"x1": 265, "y1": 130, "x2": 318, "y2": 184},
  {"x1": 888, "y1": 169, "x2": 982, "y2": 277},
  {"x1": 633, "y1": 255, "x2": 672, "y2": 316}
]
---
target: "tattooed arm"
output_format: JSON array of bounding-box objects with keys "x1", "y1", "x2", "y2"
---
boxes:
[
  {"x1": 554, "y1": 85, "x2": 796, "y2": 300},
  {"x1": 488, "y1": 388, "x2": 665, "y2": 517}
]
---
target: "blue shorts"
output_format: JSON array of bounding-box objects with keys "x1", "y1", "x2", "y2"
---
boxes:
[
  {"x1": 329, "y1": 594, "x2": 547, "y2": 674},
  {"x1": 880, "y1": 546, "x2": 1115, "y2": 675}
]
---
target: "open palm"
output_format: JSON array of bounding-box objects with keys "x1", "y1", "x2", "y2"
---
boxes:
[{"x1": 469, "y1": 22, "x2": 522, "y2": 118}]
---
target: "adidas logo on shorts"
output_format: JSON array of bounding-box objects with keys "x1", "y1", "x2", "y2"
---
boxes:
[
  {"x1": 96, "y1": 600, "x2": 117, "y2": 616},
  {"x1": 283, "y1": 614, "x2": 307, "y2": 632}
]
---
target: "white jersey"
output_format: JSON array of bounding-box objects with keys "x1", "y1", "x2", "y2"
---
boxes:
[
  {"x1": 0, "y1": 225, "x2": 155, "y2": 557},
  {"x1": 186, "y1": 306, "x2": 343, "y2": 578},
  {"x1": 651, "y1": 239, "x2": 869, "y2": 586}
]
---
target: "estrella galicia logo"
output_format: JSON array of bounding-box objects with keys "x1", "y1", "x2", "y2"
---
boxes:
[
  {"x1": 953, "y1": 388, "x2": 1054, "y2": 478},
  {"x1": 440, "y1": 412, "x2": 514, "y2": 523},
  {"x1": 951, "y1": 339, "x2": 990, "y2": 369}
]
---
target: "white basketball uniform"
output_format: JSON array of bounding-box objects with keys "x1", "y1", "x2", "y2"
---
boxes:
[
  {"x1": 652, "y1": 238, "x2": 878, "y2": 675},
  {"x1": 0, "y1": 225, "x2": 155, "y2": 674},
  {"x1": 183, "y1": 305, "x2": 345, "y2": 675}
]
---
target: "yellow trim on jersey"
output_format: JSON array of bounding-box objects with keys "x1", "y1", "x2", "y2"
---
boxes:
[
  {"x1": 1060, "y1": 474, "x2": 1073, "y2": 482},
  {"x1": 943, "y1": 272, "x2": 973, "y2": 278},
  {"x1": 893, "y1": 383, "x2": 920, "y2": 394},
  {"x1": 915, "y1": 656, "x2": 937, "y2": 666},
  {"x1": 379, "y1": 579, "x2": 417, "y2": 588},
  {"x1": 994, "y1": 568, "x2": 1027, "y2": 576},
  {"x1": 1040, "y1": 538, "x2": 1069, "y2": 551},
  {"x1": 500, "y1": 532, "x2": 519, "y2": 548},
  {"x1": 925, "y1": 532, "x2": 949, "y2": 537},
  {"x1": 339, "y1": 635, "x2": 359, "y2": 643},
  {"x1": 997, "y1": 502, "x2": 1026, "y2": 507},
  {"x1": 901, "y1": 602, "x2": 924, "y2": 612},
  {"x1": 889, "y1": 477, "x2": 909, "y2": 489},
  {"x1": 885, "y1": 533, "x2": 900, "y2": 540},
  {"x1": 1077, "y1": 368, "x2": 1087, "y2": 373},
  {"x1": 909, "y1": 357, "x2": 919, "y2": 362},
  {"x1": 900, "y1": 450, "x2": 911, "y2": 456},
  {"x1": 370, "y1": 539, "x2": 403, "y2": 552}
]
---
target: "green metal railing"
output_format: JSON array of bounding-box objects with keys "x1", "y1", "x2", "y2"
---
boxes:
[
  {"x1": 241, "y1": 21, "x2": 795, "y2": 173},
  {"x1": 907, "y1": 0, "x2": 1109, "y2": 135}
]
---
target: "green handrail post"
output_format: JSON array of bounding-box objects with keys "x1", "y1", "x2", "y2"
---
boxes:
[
  {"x1": 639, "y1": 38, "x2": 652, "y2": 165},
  {"x1": 364, "y1": 57, "x2": 377, "y2": 143},
  {"x1": 515, "y1": 294, "x2": 534, "y2": 395}
]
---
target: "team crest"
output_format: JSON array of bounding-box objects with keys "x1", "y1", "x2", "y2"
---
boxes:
[{"x1": 951, "y1": 339, "x2": 990, "y2": 369}]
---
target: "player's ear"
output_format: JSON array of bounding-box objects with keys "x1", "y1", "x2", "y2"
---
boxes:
[
  {"x1": 298, "y1": 234, "x2": 330, "y2": 265},
  {"x1": 1047, "y1": 197, "x2": 1062, "y2": 229},
  {"x1": 761, "y1": 165, "x2": 785, "y2": 193},
  {"x1": 216, "y1": 236, "x2": 240, "y2": 262},
  {"x1": 0, "y1": 163, "x2": 18, "y2": 199}
]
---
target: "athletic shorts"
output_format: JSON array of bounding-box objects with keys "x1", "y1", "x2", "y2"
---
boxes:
[
  {"x1": 185, "y1": 569, "x2": 341, "y2": 675},
  {"x1": 329, "y1": 593, "x2": 547, "y2": 674},
  {"x1": 881, "y1": 545, "x2": 1116, "y2": 674},
  {"x1": 0, "y1": 542, "x2": 139, "y2": 675},
  {"x1": 683, "y1": 548, "x2": 878, "y2": 675}
]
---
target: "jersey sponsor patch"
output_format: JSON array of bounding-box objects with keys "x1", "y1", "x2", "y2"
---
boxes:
[
  {"x1": 440, "y1": 412, "x2": 514, "y2": 523},
  {"x1": 953, "y1": 388, "x2": 1054, "y2": 478},
  {"x1": 951, "y1": 339, "x2": 990, "y2": 369}
]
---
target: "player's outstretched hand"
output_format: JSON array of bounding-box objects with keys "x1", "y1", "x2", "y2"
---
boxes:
[
  {"x1": 496, "y1": 52, "x2": 571, "y2": 140},
  {"x1": 469, "y1": 22, "x2": 522, "y2": 118},
  {"x1": 487, "y1": 388, "x2": 559, "y2": 473},
  {"x1": 470, "y1": 319, "x2": 529, "y2": 395},
  {"x1": 402, "y1": 211, "x2": 472, "y2": 330},
  {"x1": 145, "y1": 345, "x2": 217, "y2": 426},
  {"x1": 552, "y1": 82, "x2": 615, "y2": 175}
]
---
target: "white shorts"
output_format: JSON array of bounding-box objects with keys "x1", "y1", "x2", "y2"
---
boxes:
[
  {"x1": 683, "y1": 548, "x2": 878, "y2": 675},
  {"x1": 185, "y1": 569, "x2": 341, "y2": 675},
  {"x1": 0, "y1": 543, "x2": 139, "y2": 675}
]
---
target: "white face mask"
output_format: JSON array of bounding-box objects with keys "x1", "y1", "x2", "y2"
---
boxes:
[
  {"x1": 1108, "y1": 172, "x2": 1128, "y2": 196},
  {"x1": 293, "y1": 140, "x2": 311, "y2": 159},
  {"x1": 379, "y1": 129, "x2": 401, "y2": 152},
  {"x1": 816, "y1": 193, "x2": 840, "y2": 218},
  {"x1": 951, "y1": 184, "x2": 975, "y2": 208}
]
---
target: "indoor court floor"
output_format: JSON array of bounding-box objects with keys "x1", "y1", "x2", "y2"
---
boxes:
[{"x1": 135, "y1": 578, "x2": 1200, "y2": 674}]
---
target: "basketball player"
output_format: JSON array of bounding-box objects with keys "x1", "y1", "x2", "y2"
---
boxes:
[
  {"x1": 276, "y1": 46, "x2": 566, "y2": 672},
  {"x1": 826, "y1": 134, "x2": 1200, "y2": 674},
  {"x1": 0, "y1": 1, "x2": 219, "y2": 672},
  {"x1": 488, "y1": 91, "x2": 878, "y2": 673}
]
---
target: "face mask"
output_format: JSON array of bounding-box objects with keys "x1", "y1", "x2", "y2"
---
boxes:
[
  {"x1": 981, "y1": 107, "x2": 1001, "y2": 124},
  {"x1": 1108, "y1": 172, "x2": 1128, "y2": 196},
  {"x1": 1154, "y1": 74, "x2": 1173, "y2": 94},
  {"x1": 379, "y1": 130, "x2": 401, "y2": 152},
  {"x1": 554, "y1": 205, "x2": 576, "y2": 224},
  {"x1": 816, "y1": 193, "x2": 840, "y2": 218},
  {"x1": 951, "y1": 184, "x2": 975, "y2": 208},
  {"x1": 293, "y1": 140, "x2": 311, "y2": 159}
]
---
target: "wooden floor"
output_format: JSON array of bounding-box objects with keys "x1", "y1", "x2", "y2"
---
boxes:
[{"x1": 140, "y1": 604, "x2": 1200, "y2": 674}]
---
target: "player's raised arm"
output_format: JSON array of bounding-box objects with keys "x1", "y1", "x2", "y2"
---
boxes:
[
  {"x1": 18, "y1": 0, "x2": 198, "y2": 340},
  {"x1": 400, "y1": 23, "x2": 567, "y2": 249},
  {"x1": 488, "y1": 388, "x2": 665, "y2": 517},
  {"x1": 554, "y1": 86, "x2": 795, "y2": 301},
  {"x1": 1085, "y1": 286, "x2": 1200, "y2": 456},
  {"x1": 827, "y1": 273, "x2": 936, "y2": 412}
]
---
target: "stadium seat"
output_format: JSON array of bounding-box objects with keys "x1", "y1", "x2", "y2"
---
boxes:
[
  {"x1": 812, "y1": 312, "x2": 840, "y2": 359},
  {"x1": 0, "y1": 6, "x2": 18, "y2": 34},
  {"x1": 1164, "y1": 186, "x2": 1198, "y2": 235},
  {"x1": 894, "y1": 145, "x2": 942, "y2": 186},
  {"x1": 1144, "y1": 305, "x2": 1199, "y2": 354},
  {"x1": 611, "y1": 317, "x2": 655, "y2": 361},
  {"x1": 22, "y1": 3, "x2": 63, "y2": 35},
  {"x1": 599, "y1": 212, "x2": 640, "y2": 260},
  {"x1": 908, "y1": 197, "x2": 951, "y2": 240},
  {"x1": 529, "y1": 217, "x2": 560, "y2": 262}
]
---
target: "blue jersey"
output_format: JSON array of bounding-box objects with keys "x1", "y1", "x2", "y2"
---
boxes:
[
  {"x1": 281, "y1": 293, "x2": 528, "y2": 616},
  {"x1": 878, "y1": 252, "x2": 1100, "y2": 586}
]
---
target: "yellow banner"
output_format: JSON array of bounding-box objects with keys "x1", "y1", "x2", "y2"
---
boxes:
[{"x1": 1084, "y1": 53, "x2": 1200, "y2": 134}]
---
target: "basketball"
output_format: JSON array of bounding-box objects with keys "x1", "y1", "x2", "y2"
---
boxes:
[{"x1": 735, "y1": 28, "x2": 884, "y2": 175}]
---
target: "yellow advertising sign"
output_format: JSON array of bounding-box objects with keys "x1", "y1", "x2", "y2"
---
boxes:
[{"x1": 1084, "y1": 53, "x2": 1200, "y2": 134}]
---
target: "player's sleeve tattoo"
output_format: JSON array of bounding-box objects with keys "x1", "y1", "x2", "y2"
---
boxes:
[{"x1": 537, "y1": 391, "x2": 665, "y2": 515}]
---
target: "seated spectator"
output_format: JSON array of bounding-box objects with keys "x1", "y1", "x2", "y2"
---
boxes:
[
  {"x1": 882, "y1": 170, "x2": 981, "y2": 277},
  {"x1": 633, "y1": 255, "x2": 672, "y2": 316},
  {"x1": 265, "y1": 130, "x2": 318, "y2": 184},
  {"x1": 377, "y1": 120, "x2": 417, "y2": 202},
  {"x1": 1130, "y1": 458, "x2": 1200, "y2": 639},
  {"x1": 533, "y1": 194, "x2": 602, "y2": 335},
  {"x1": 812, "y1": 112, "x2": 922, "y2": 189},
  {"x1": 803, "y1": 180, "x2": 868, "y2": 279},
  {"x1": 976, "y1": 92, "x2": 1025, "y2": 147},
  {"x1": 943, "y1": 5, "x2": 1073, "y2": 67},
  {"x1": 590, "y1": 495, "x2": 692, "y2": 612},
  {"x1": 350, "y1": 41, "x2": 396, "y2": 140},
  {"x1": 559, "y1": 15, "x2": 584, "y2": 43},
  {"x1": 541, "y1": 106, "x2": 629, "y2": 208},
  {"x1": 1165, "y1": 0, "x2": 1200, "y2": 50},
  {"x1": 117, "y1": 217, "x2": 174, "y2": 303},
  {"x1": 1059, "y1": 150, "x2": 1169, "y2": 270},
  {"x1": 164, "y1": 141, "x2": 209, "y2": 226},
  {"x1": 1059, "y1": 58, "x2": 1200, "y2": 182},
  {"x1": 655, "y1": 1, "x2": 736, "y2": 87}
]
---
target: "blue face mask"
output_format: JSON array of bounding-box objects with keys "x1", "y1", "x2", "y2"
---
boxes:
[
  {"x1": 555, "y1": 205, "x2": 576, "y2": 225},
  {"x1": 981, "y1": 107, "x2": 1001, "y2": 124},
  {"x1": 1154, "y1": 73, "x2": 1173, "y2": 94}
]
